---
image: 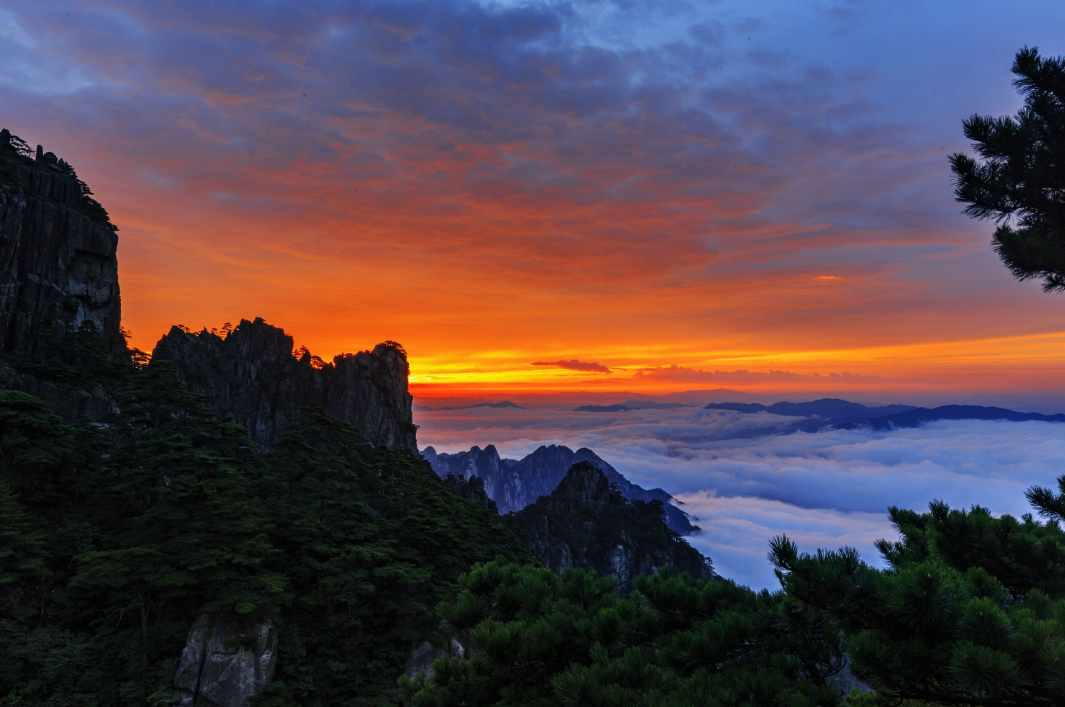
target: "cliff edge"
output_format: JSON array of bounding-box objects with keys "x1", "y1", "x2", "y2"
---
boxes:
[
  {"x1": 0, "y1": 129, "x2": 123, "y2": 356},
  {"x1": 152, "y1": 318, "x2": 418, "y2": 451}
]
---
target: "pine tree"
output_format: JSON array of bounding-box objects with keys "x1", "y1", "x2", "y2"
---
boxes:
[
  {"x1": 771, "y1": 476, "x2": 1065, "y2": 706},
  {"x1": 400, "y1": 561, "x2": 844, "y2": 706},
  {"x1": 951, "y1": 47, "x2": 1065, "y2": 292},
  {"x1": 0, "y1": 479, "x2": 49, "y2": 620}
]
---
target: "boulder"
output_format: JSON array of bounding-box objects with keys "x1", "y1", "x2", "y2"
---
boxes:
[
  {"x1": 173, "y1": 614, "x2": 277, "y2": 707},
  {"x1": 404, "y1": 637, "x2": 467, "y2": 679}
]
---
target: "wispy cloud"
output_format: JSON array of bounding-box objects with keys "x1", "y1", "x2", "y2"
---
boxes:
[
  {"x1": 532, "y1": 359, "x2": 611, "y2": 373},
  {"x1": 633, "y1": 365, "x2": 883, "y2": 384}
]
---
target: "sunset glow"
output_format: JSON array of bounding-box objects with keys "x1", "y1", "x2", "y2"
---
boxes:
[{"x1": 4, "y1": 0, "x2": 1065, "y2": 405}]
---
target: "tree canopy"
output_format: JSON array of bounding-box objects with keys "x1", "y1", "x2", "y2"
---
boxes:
[
  {"x1": 400, "y1": 561, "x2": 846, "y2": 707},
  {"x1": 950, "y1": 47, "x2": 1065, "y2": 292},
  {"x1": 771, "y1": 475, "x2": 1065, "y2": 706}
]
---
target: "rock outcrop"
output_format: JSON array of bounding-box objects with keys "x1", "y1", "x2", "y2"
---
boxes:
[
  {"x1": 404, "y1": 637, "x2": 467, "y2": 680},
  {"x1": 0, "y1": 131, "x2": 123, "y2": 357},
  {"x1": 152, "y1": 318, "x2": 417, "y2": 450},
  {"x1": 423, "y1": 443, "x2": 697, "y2": 534},
  {"x1": 503, "y1": 462, "x2": 713, "y2": 592},
  {"x1": 173, "y1": 614, "x2": 277, "y2": 707}
]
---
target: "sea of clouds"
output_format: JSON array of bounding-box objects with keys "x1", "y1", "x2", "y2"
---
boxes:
[{"x1": 415, "y1": 403, "x2": 1065, "y2": 589}]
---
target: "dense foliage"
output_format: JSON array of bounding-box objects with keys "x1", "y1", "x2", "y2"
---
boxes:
[
  {"x1": 950, "y1": 47, "x2": 1065, "y2": 292},
  {"x1": 400, "y1": 561, "x2": 846, "y2": 707},
  {"x1": 0, "y1": 332, "x2": 530, "y2": 707},
  {"x1": 772, "y1": 477, "x2": 1065, "y2": 706}
]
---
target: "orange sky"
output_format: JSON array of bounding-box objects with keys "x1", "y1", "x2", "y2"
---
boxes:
[{"x1": 5, "y1": 0, "x2": 1065, "y2": 405}]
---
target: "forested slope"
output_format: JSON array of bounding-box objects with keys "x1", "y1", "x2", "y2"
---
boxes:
[{"x1": 0, "y1": 339, "x2": 531, "y2": 706}]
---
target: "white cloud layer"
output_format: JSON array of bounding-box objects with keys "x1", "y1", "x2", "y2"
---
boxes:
[{"x1": 416, "y1": 405, "x2": 1065, "y2": 588}]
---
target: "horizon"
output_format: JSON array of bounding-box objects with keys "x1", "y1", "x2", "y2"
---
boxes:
[{"x1": 4, "y1": 1, "x2": 1065, "y2": 403}]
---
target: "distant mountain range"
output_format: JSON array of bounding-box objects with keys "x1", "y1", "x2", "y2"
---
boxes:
[
  {"x1": 706, "y1": 399, "x2": 916, "y2": 419},
  {"x1": 421, "y1": 443, "x2": 698, "y2": 535},
  {"x1": 415, "y1": 400, "x2": 525, "y2": 411},
  {"x1": 706, "y1": 398, "x2": 1065, "y2": 429},
  {"x1": 575, "y1": 400, "x2": 689, "y2": 412}
]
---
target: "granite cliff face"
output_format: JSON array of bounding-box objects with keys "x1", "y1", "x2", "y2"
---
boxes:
[
  {"x1": 0, "y1": 131, "x2": 123, "y2": 357},
  {"x1": 423, "y1": 443, "x2": 697, "y2": 534},
  {"x1": 503, "y1": 462, "x2": 713, "y2": 592},
  {"x1": 152, "y1": 318, "x2": 417, "y2": 450},
  {"x1": 173, "y1": 614, "x2": 277, "y2": 707}
]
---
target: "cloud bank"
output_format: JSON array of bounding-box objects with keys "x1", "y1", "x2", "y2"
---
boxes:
[{"x1": 415, "y1": 403, "x2": 1065, "y2": 588}]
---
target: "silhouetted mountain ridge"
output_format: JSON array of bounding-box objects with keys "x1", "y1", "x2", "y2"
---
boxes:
[
  {"x1": 841, "y1": 405, "x2": 1065, "y2": 429},
  {"x1": 420, "y1": 400, "x2": 525, "y2": 411},
  {"x1": 707, "y1": 397, "x2": 1065, "y2": 429},
  {"x1": 575, "y1": 400, "x2": 688, "y2": 412},
  {"x1": 422, "y1": 443, "x2": 697, "y2": 535},
  {"x1": 706, "y1": 398, "x2": 916, "y2": 419}
]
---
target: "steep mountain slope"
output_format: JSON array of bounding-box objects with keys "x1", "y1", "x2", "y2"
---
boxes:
[
  {"x1": 0, "y1": 130, "x2": 123, "y2": 358},
  {"x1": 502, "y1": 462, "x2": 713, "y2": 592},
  {"x1": 423, "y1": 443, "x2": 698, "y2": 534},
  {"x1": 0, "y1": 381, "x2": 532, "y2": 706},
  {"x1": 153, "y1": 319, "x2": 418, "y2": 450}
]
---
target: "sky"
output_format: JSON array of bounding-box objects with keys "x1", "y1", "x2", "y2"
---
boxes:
[
  {"x1": 3, "y1": 0, "x2": 1065, "y2": 402},
  {"x1": 415, "y1": 403, "x2": 1065, "y2": 588}
]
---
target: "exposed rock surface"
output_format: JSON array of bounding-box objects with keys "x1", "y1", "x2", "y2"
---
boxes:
[
  {"x1": 0, "y1": 134, "x2": 123, "y2": 357},
  {"x1": 404, "y1": 637, "x2": 467, "y2": 680},
  {"x1": 152, "y1": 318, "x2": 417, "y2": 450},
  {"x1": 423, "y1": 443, "x2": 697, "y2": 534},
  {"x1": 173, "y1": 614, "x2": 277, "y2": 707},
  {"x1": 503, "y1": 462, "x2": 713, "y2": 593}
]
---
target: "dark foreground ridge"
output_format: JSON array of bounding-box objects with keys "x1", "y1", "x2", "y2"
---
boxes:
[{"x1": 423, "y1": 442, "x2": 698, "y2": 535}]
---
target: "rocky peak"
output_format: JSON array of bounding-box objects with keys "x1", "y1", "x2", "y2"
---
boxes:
[
  {"x1": 152, "y1": 318, "x2": 417, "y2": 451},
  {"x1": 424, "y1": 442, "x2": 697, "y2": 534},
  {"x1": 0, "y1": 129, "x2": 123, "y2": 357},
  {"x1": 544, "y1": 461, "x2": 615, "y2": 516},
  {"x1": 504, "y1": 463, "x2": 713, "y2": 593}
]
